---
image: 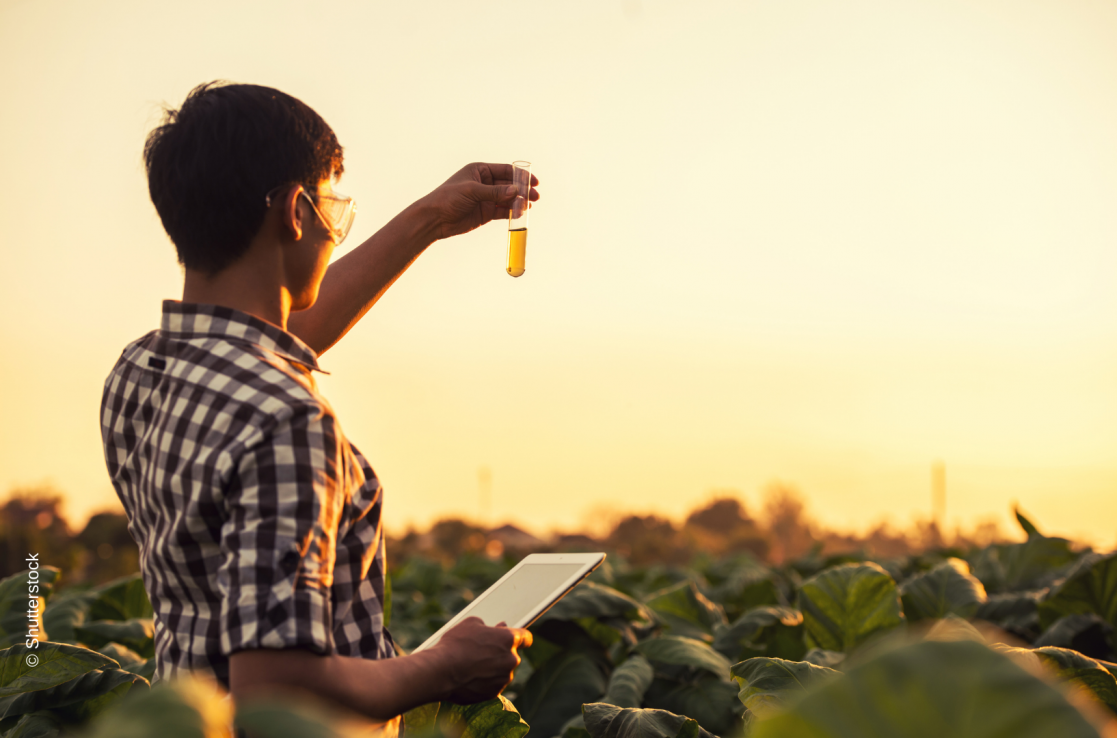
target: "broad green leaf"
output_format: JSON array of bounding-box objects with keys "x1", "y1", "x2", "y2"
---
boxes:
[
  {"x1": 442, "y1": 695, "x2": 530, "y2": 738},
  {"x1": 1032, "y1": 646, "x2": 1117, "y2": 714},
  {"x1": 712, "y1": 606, "x2": 805, "y2": 663},
  {"x1": 556, "y1": 713, "x2": 587, "y2": 738},
  {"x1": 74, "y1": 619, "x2": 155, "y2": 658},
  {"x1": 968, "y1": 544, "x2": 1008, "y2": 593},
  {"x1": 899, "y1": 559, "x2": 987, "y2": 622},
  {"x1": 581, "y1": 703, "x2": 717, "y2": 738},
  {"x1": 1034, "y1": 614, "x2": 1112, "y2": 657},
  {"x1": 990, "y1": 643, "x2": 1045, "y2": 674},
  {"x1": 1015, "y1": 507, "x2": 1042, "y2": 538},
  {"x1": 404, "y1": 701, "x2": 441, "y2": 735},
  {"x1": 1, "y1": 668, "x2": 146, "y2": 723},
  {"x1": 643, "y1": 581, "x2": 726, "y2": 641},
  {"x1": 127, "y1": 657, "x2": 157, "y2": 681},
  {"x1": 81, "y1": 673, "x2": 232, "y2": 738},
  {"x1": 998, "y1": 537, "x2": 1078, "y2": 592},
  {"x1": 749, "y1": 639, "x2": 1103, "y2": 738},
  {"x1": 720, "y1": 578, "x2": 783, "y2": 620},
  {"x1": 1038, "y1": 552, "x2": 1117, "y2": 632},
  {"x1": 633, "y1": 636, "x2": 732, "y2": 680},
  {"x1": 393, "y1": 557, "x2": 446, "y2": 599},
  {"x1": 925, "y1": 614, "x2": 985, "y2": 643},
  {"x1": 5, "y1": 710, "x2": 63, "y2": 738},
  {"x1": 702, "y1": 556, "x2": 783, "y2": 620},
  {"x1": 237, "y1": 695, "x2": 372, "y2": 738},
  {"x1": 522, "y1": 634, "x2": 563, "y2": 671},
  {"x1": 41, "y1": 588, "x2": 95, "y2": 645},
  {"x1": 609, "y1": 566, "x2": 689, "y2": 604},
  {"x1": 0, "y1": 569, "x2": 60, "y2": 648},
  {"x1": 731, "y1": 657, "x2": 840, "y2": 719},
  {"x1": 974, "y1": 591, "x2": 1043, "y2": 639},
  {"x1": 802, "y1": 649, "x2": 844, "y2": 668},
  {"x1": 797, "y1": 563, "x2": 904, "y2": 653},
  {"x1": 526, "y1": 619, "x2": 604, "y2": 674},
  {"x1": 0, "y1": 643, "x2": 117, "y2": 697},
  {"x1": 643, "y1": 675, "x2": 743, "y2": 736},
  {"x1": 96, "y1": 642, "x2": 144, "y2": 668},
  {"x1": 973, "y1": 535, "x2": 1081, "y2": 594},
  {"x1": 507, "y1": 656, "x2": 534, "y2": 698},
  {"x1": 539, "y1": 582, "x2": 653, "y2": 626},
  {"x1": 87, "y1": 575, "x2": 153, "y2": 622},
  {"x1": 601, "y1": 655, "x2": 654, "y2": 708},
  {"x1": 562, "y1": 727, "x2": 592, "y2": 738},
  {"x1": 575, "y1": 617, "x2": 635, "y2": 651},
  {"x1": 514, "y1": 648, "x2": 608, "y2": 737}
]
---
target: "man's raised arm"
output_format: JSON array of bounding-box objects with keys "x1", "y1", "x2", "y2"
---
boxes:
[{"x1": 287, "y1": 162, "x2": 539, "y2": 356}]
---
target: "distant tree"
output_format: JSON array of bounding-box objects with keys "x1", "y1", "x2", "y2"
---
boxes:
[
  {"x1": 386, "y1": 528, "x2": 425, "y2": 568},
  {"x1": 607, "y1": 514, "x2": 688, "y2": 566},
  {"x1": 855, "y1": 521, "x2": 916, "y2": 559},
  {"x1": 952, "y1": 518, "x2": 1009, "y2": 550},
  {"x1": 911, "y1": 518, "x2": 946, "y2": 552},
  {"x1": 762, "y1": 483, "x2": 816, "y2": 564},
  {"x1": 426, "y1": 518, "x2": 489, "y2": 561},
  {"x1": 684, "y1": 496, "x2": 768, "y2": 559},
  {"x1": 686, "y1": 497, "x2": 749, "y2": 536},
  {"x1": 0, "y1": 485, "x2": 82, "y2": 579},
  {"x1": 76, "y1": 511, "x2": 140, "y2": 585}
]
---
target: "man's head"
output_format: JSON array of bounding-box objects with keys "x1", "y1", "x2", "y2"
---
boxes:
[{"x1": 144, "y1": 81, "x2": 344, "y2": 277}]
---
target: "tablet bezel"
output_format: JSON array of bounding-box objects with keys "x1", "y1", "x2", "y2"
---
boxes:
[{"x1": 409, "y1": 552, "x2": 605, "y2": 653}]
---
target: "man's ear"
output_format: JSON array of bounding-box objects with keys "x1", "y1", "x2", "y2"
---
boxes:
[{"x1": 279, "y1": 185, "x2": 306, "y2": 241}]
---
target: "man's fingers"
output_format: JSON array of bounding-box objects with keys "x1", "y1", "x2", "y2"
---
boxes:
[
  {"x1": 493, "y1": 621, "x2": 531, "y2": 649},
  {"x1": 481, "y1": 163, "x2": 539, "y2": 187},
  {"x1": 510, "y1": 627, "x2": 533, "y2": 649},
  {"x1": 464, "y1": 182, "x2": 519, "y2": 203}
]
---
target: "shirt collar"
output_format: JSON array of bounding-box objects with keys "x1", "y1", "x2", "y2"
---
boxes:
[{"x1": 159, "y1": 300, "x2": 328, "y2": 374}]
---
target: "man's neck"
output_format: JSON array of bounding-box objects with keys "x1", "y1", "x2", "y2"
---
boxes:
[{"x1": 182, "y1": 250, "x2": 293, "y2": 332}]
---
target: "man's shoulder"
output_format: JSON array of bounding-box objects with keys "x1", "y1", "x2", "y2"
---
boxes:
[{"x1": 104, "y1": 328, "x2": 325, "y2": 420}]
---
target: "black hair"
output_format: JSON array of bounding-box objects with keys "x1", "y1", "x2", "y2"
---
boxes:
[{"x1": 143, "y1": 81, "x2": 344, "y2": 276}]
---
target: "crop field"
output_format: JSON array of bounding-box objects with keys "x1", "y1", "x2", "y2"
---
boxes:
[{"x1": 0, "y1": 508, "x2": 1114, "y2": 737}]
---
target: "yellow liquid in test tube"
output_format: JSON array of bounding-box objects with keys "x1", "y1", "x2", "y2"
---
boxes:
[{"x1": 507, "y1": 228, "x2": 527, "y2": 277}]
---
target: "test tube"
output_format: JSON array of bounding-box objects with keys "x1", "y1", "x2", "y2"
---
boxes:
[{"x1": 507, "y1": 161, "x2": 531, "y2": 277}]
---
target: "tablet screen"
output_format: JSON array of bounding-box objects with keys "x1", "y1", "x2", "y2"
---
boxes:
[{"x1": 462, "y1": 562, "x2": 585, "y2": 626}]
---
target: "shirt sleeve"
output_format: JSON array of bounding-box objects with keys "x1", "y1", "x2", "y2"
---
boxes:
[{"x1": 217, "y1": 401, "x2": 344, "y2": 657}]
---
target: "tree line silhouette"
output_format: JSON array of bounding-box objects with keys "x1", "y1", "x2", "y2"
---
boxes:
[{"x1": 0, "y1": 481, "x2": 1011, "y2": 581}]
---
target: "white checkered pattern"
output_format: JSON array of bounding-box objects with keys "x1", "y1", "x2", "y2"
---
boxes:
[{"x1": 101, "y1": 301, "x2": 394, "y2": 688}]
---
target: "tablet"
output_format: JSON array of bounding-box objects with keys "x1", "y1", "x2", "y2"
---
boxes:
[{"x1": 410, "y1": 552, "x2": 606, "y2": 652}]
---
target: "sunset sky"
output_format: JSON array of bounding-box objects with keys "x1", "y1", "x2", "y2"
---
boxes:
[{"x1": 1, "y1": 0, "x2": 1114, "y2": 547}]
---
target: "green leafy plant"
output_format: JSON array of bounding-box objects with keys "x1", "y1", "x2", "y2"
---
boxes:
[
  {"x1": 748, "y1": 638, "x2": 1106, "y2": 738},
  {"x1": 796, "y1": 563, "x2": 904, "y2": 652},
  {"x1": 0, "y1": 503, "x2": 1113, "y2": 737},
  {"x1": 898, "y1": 558, "x2": 987, "y2": 622}
]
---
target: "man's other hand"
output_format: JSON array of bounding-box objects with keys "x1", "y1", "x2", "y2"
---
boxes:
[
  {"x1": 430, "y1": 616, "x2": 533, "y2": 704},
  {"x1": 424, "y1": 163, "x2": 540, "y2": 241}
]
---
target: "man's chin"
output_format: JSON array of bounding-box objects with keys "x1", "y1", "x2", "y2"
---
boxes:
[{"x1": 292, "y1": 293, "x2": 320, "y2": 313}]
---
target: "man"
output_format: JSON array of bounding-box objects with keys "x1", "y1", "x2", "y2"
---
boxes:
[{"x1": 100, "y1": 81, "x2": 538, "y2": 723}]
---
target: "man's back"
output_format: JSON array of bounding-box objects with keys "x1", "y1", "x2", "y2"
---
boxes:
[
  {"x1": 101, "y1": 300, "x2": 393, "y2": 688},
  {"x1": 110, "y1": 81, "x2": 538, "y2": 718}
]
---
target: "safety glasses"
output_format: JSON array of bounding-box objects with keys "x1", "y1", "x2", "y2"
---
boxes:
[{"x1": 266, "y1": 185, "x2": 357, "y2": 245}]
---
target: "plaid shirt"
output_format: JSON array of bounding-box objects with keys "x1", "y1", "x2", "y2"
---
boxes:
[{"x1": 100, "y1": 300, "x2": 394, "y2": 688}]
